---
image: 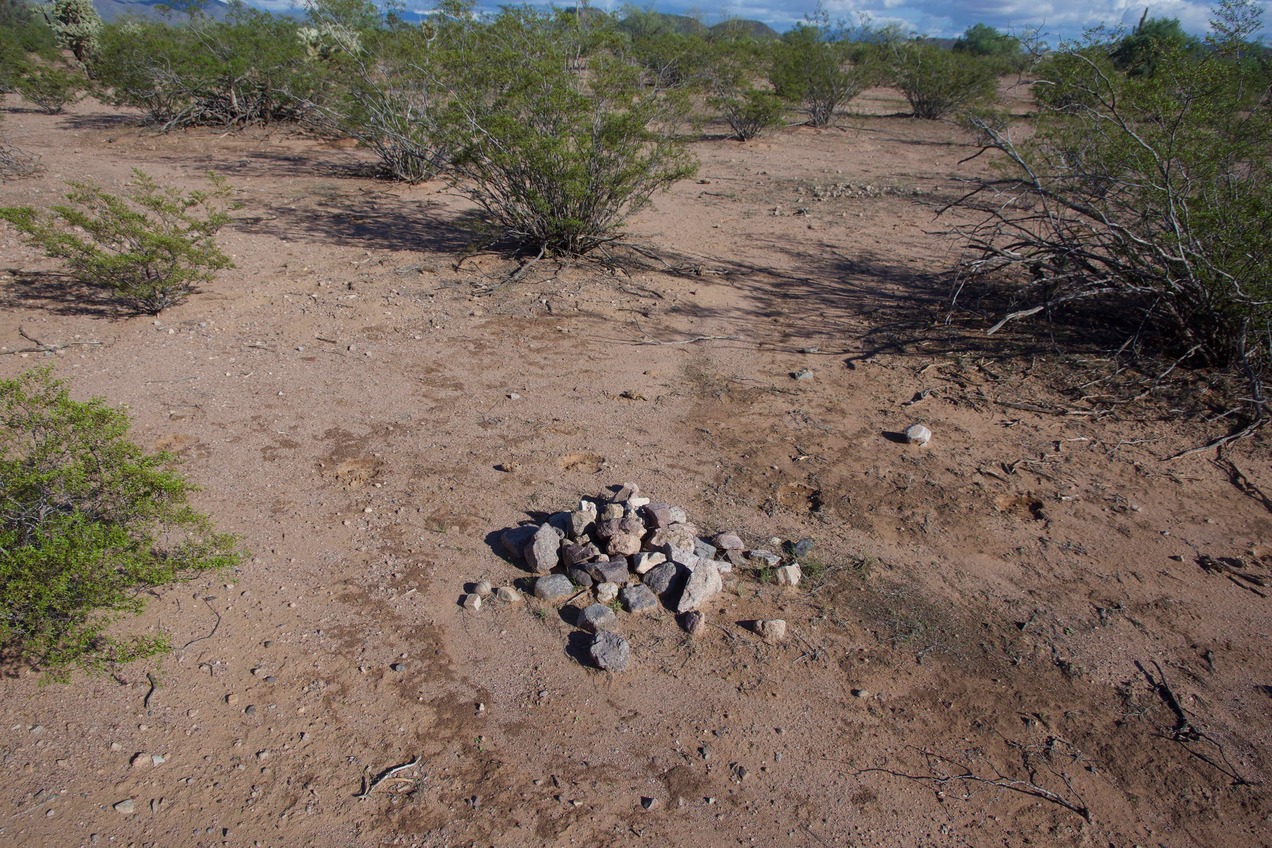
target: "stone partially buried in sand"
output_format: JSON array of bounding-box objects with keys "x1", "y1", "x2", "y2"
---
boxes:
[
  {"x1": 579, "y1": 603, "x2": 618, "y2": 633},
  {"x1": 534, "y1": 574, "x2": 574, "y2": 602}
]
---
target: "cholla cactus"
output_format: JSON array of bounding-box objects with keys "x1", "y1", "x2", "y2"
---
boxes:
[
  {"x1": 297, "y1": 21, "x2": 361, "y2": 61},
  {"x1": 43, "y1": 0, "x2": 103, "y2": 65}
]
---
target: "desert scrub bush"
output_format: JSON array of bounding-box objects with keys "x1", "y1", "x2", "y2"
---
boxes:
[
  {"x1": 0, "y1": 170, "x2": 235, "y2": 313},
  {"x1": 892, "y1": 42, "x2": 999, "y2": 119},
  {"x1": 15, "y1": 62, "x2": 85, "y2": 113},
  {"x1": 0, "y1": 115, "x2": 38, "y2": 179},
  {"x1": 0, "y1": 368, "x2": 242, "y2": 680},
  {"x1": 0, "y1": 0, "x2": 59, "y2": 91},
  {"x1": 42, "y1": 0, "x2": 100, "y2": 67},
  {"x1": 706, "y1": 31, "x2": 786, "y2": 140},
  {"x1": 951, "y1": 0, "x2": 1272, "y2": 438},
  {"x1": 439, "y1": 6, "x2": 696, "y2": 256},
  {"x1": 768, "y1": 8, "x2": 873, "y2": 127}
]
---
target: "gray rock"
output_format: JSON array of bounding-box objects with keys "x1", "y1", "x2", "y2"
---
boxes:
[
  {"x1": 569, "y1": 503, "x2": 597, "y2": 538},
  {"x1": 533, "y1": 574, "x2": 574, "y2": 602},
  {"x1": 679, "y1": 610, "x2": 706, "y2": 636},
  {"x1": 113, "y1": 799, "x2": 136, "y2": 815},
  {"x1": 586, "y1": 558, "x2": 629, "y2": 585},
  {"x1": 712, "y1": 558, "x2": 733, "y2": 575},
  {"x1": 607, "y1": 532, "x2": 642, "y2": 557},
  {"x1": 792, "y1": 368, "x2": 814, "y2": 381},
  {"x1": 632, "y1": 551, "x2": 666, "y2": 575},
  {"x1": 642, "y1": 561, "x2": 683, "y2": 597},
  {"x1": 724, "y1": 549, "x2": 749, "y2": 569},
  {"x1": 501, "y1": 524, "x2": 537, "y2": 561},
  {"x1": 714, "y1": 532, "x2": 744, "y2": 551},
  {"x1": 588, "y1": 631, "x2": 631, "y2": 672},
  {"x1": 668, "y1": 506, "x2": 689, "y2": 524},
  {"x1": 600, "y1": 502, "x2": 624, "y2": 521},
  {"x1": 595, "y1": 517, "x2": 624, "y2": 539},
  {"x1": 524, "y1": 524, "x2": 562, "y2": 574},
  {"x1": 579, "y1": 603, "x2": 618, "y2": 633},
  {"x1": 462, "y1": 593, "x2": 483, "y2": 611},
  {"x1": 628, "y1": 496, "x2": 651, "y2": 509},
  {"x1": 904, "y1": 423, "x2": 932, "y2": 446},
  {"x1": 757, "y1": 619, "x2": 787, "y2": 643},
  {"x1": 676, "y1": 560, "x2": 722, "y2": 613},
  {"x1": 694, "y1": 538, "x2": 719, "y2": 561},
  {"x1": 548, "y1": 511, "x2": 573, "y2": 537},
  {"x1": 495, "y1": 586, "x2": 521, "y2": 604},
  {"x1": 747, "y1": 549, "x2": 781, "y2": 568},
  {"x1": 650, "y1": 524, "x2": 697, "y2": 558},
  {"x1": 612, "y1": 481, "x2": 640, "y2": 502},
  {"x1": 595, "y1": 582, "x2": 620, "y2": 604},
  {"x1": 620, "y1": 583, "x2": 659, "y2": 613},
  {"x1": 566, "y1": 565, "x2": 594, "y2": 589},
  {"x1": 474, "y1": 580, "x2": 493, "y2": 598},
  {"x1": 642, "y1": 502, "x2": 673, "y2": 529}
]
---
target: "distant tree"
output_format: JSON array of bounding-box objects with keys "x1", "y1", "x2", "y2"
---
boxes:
[
  {"x1": 953, "y1": 23, "x2": 1021, "y2": 59},
  {"x1": 1111, "y1": 11, "x2": 1203, "y2": 75}
]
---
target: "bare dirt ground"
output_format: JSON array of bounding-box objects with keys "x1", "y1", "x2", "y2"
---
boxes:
[{"x1": 1, "y1": 86, "x2": 1270, "y2": 848}]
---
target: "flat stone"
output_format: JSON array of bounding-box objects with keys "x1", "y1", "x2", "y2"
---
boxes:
[
  {"x1": 588, "y1": 631, "x2": 631, "y2": 672},
  {"x1": 676, "y1": 560, "x2": 722, "y2": 613},
  {"x1": 642, "y1": 561, "x2": 683, "y2": 597},
  {"x1": 712, "y1": 558, "x2": 733, "y2": 574},
  {"x1": 607, "y1": 532, "x2": 642, "y2": 557},
  {"x1": 714, "y1": 532, "x2": 744, "y2": 551},
  {"x1": 495, "y1": 586, "x2": 521, "y2": 604},
  {"x1": 586, "y1": 558, "x2": 629, "y2": 585},
  {"x1": 904, "y1": 423, "x2": 932, "y2": 446},
  {"x1": 595, "y1": 582, "x2": 620, "y2": 604},
  {"x1": 694, "y1": 538, "x2": 719, "y2": 561},
  {"x1": 679, "y1": 610, "x2": 706, "y2": 636},
  {"x1": 757, "y1": 619, "x2": 787, "y2": 643},
  {"x1": 668, "y1": 506, "x2": 688, "y2": 524},
  {"x1": 775, "y1": 563, "x2": 802, "y2": 587},
  {"x1": 113, "y1": 799, "x2": 135, "y2": 815},
  {"x1": 725, "y1": 549, "x2": 748, "y2": 568},
  {"x1": 474, "y1": 580, "x2": 493, "y2": 598},
  {"x1": 579, "y1": 603, "x2": 618, "y2": 633},
  {"x1": 501, "y1": 524, "x2": 537, "y2": 561},
  {"x1": 462, "y1": 593, "x2": 482, "y2": 611},
  {"x1": 747, "y1": 549, "x2": 781, "y2": 568},
  {"x1": 612, "y1": 481, "x2": 640, "y2": 502},
  {"x1": 524, "y1": 524, "x2": 562, "y2": 574},
  {"x1": 632, "y1": 551, "x2": 666, "y2": 575},
  {"x1": 628, "y1": 496, "x2": 651, "y2": 509},
  {"x1": 620, "y1": 583, "x2": 658, "y2": 613},
  {"x1": 533, "y1": 574, "x2": 574, "y2": 602},
  {"x1": 562, "y1": 542, "x2": 600, "y2": 568}
]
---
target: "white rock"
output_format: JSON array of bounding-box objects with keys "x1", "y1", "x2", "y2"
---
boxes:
[
  {"x1": 495, "y1": 586, "x2": 521, "y2": 604},
  {"x1": 758, "y1": 619, "x2": 787, "y2": 643},
  {"x1": 633, "y1": 551, "x2": 666, "y2": 575},
  {"x1": 474, "y1": 580, "x2": 493, "y2": 598},
  {"x1": 462, "y1": 593, "x2": 482, "y2": 611},
  {"x1": 904, "y1": 423, "x2": 932, "y2": 446},
  {"x1": 595, "y1": 582, "x2": 620, "y2": 604},
  {"x1": 677, "y1": 560, "x2": 722, "y2": 613},
  {"x1": 775, "y1": 563, "x2": 802, "y2": 587}
]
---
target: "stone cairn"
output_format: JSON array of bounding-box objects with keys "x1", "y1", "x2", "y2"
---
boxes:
[{"x1": 468, "y1": 482, "x2": 801, "y2": 672}]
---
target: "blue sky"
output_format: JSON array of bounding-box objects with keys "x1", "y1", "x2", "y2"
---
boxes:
[{"x1": 247, "y1": 1, "x2": 1271, "y2": 41}]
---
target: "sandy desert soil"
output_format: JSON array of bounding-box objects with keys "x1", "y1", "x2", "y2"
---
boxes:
[{"x1": 1, "y1": 87, "x2": 1270, "y2": 848}]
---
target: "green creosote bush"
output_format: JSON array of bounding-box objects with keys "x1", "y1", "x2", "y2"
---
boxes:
[
  {"x1": 15, "y1": 62, "x2": 85, "y2": 114},
  {"x1": 953, "y1": 0, "x2": 1272, "y2": 433},
  {"x1": 892, "y1": 42, "x2": 999, "y2": 120},
  {"x1": 706, "y1": 29, "x2": 786, "y2": 141},
  {"x1": 0, "y1": 368, "x2": 242, "y2": 682},
  {"x1": 769, "y1": 7, "x2": 874, "y2": 127},
  {"x1": 0, "y1": 169, "x2": 235, "y2": 314},
  {"x1": 439, "y1": 5, "x2": 697, "y2": 257}
]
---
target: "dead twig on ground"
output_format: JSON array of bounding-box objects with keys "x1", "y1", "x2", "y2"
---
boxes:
[
  {"x1": 3, "y1": 326, "x2": 107, "y2": 356},
  {"x1": 631, "y1": 335, "x2": 742, "y2": 346},
  {"x1": 180, "y1": 597, "x2": 222, "y2": 650},
  {"x1": 858, "y1": 740, "x2": 1092, "y2": 822},
  {"x1": 1215, "y1": 458, "x2": 1272, "y2": 515},
  {"x1": 354, "y1": 757, "x2": 422, "y2": 799}
]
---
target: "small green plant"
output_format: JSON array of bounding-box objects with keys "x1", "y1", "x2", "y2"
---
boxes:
[
  {"x1": 0, "y1": 368, "x2": 242, "y2": 681},
  {"x1": 0, "y1": 169, "x2": 235, "y2": 313},
  {"x1": 768, "y1": 8, "x2": 874, "y2": 127},
  {"x1": 15, "y1": 63, "x2": 85, "y2": 114}
]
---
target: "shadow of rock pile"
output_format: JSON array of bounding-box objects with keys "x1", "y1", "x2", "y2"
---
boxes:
[{"x1": 474, "y1": 483, "x2": 803, "y2": 672}]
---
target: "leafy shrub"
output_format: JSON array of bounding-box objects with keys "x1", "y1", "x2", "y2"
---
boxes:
[
  {"x1": 705, "y1": 31, "x2": 786, "y2": 140},
  {"x1": 93, "y1": 7, "x2": 317, "y2": 129},
  {"x1": 952, "y1": 0, "x2": 1272, "y2": 432},
  {"x1": 15, "y1": 63, "x2": 85, "y2": 113},
  {"x1": 0, "y1": 368, "x2": 241, "y2": 680},
  {"x1": 892, "y1": 43, "x2": 998, "y2": 119},
  {"x1": 439, "y1": 7, "x2": 696, "y2": 256},
  {"x1": 0, "y1": 170, "x2": 235, "y2": 313},
  {"x1": 0, "y1": 0, "x2": 59, "y2": 91},
  {"x1": 769, "y1": 10, "x2": 873, "y2": 126}
]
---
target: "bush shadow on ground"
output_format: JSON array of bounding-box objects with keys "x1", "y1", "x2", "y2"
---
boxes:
[{"x1": 1, "y1": 270, "x2": 122, "y2": 318}]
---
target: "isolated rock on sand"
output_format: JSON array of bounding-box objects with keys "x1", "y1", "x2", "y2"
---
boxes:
[
  {"x1": 589, "y1": 631, "x2": 631, "y2": 672},
  {"x1": 775, "y1": 563, "x2": 802, "y2": 587},
  {"x1": 904, "y1": 423, "x2": 932, "y2": 446},
  {"x1": 757, "y1": 619, "x2": 787, "y2": 643}
]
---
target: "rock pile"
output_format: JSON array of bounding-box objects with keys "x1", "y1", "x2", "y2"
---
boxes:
[{"x1": 490, "y1": 483, "x2": 799, "y2": 671}]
